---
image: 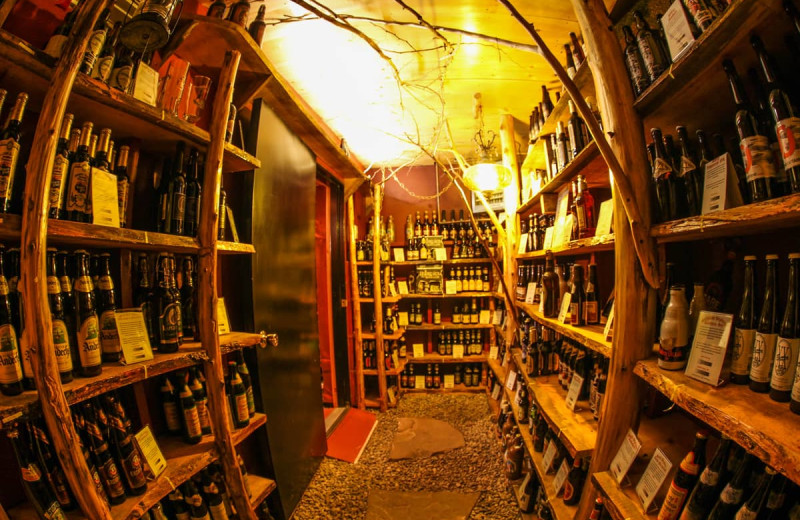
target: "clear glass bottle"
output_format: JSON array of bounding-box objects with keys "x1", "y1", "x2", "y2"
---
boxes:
[{"x1": 658, "y1": 284, "x2": 691, "y2": 370}]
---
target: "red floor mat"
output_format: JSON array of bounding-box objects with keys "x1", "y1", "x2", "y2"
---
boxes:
[{"x1": 325, "y1": 408, "x2": 378, "y2": 463}]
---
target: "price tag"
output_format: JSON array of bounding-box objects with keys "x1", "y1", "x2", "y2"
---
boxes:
[
  {"x1": 453, "y1": 344, "x2": 464, "y2": 359},
  {"x1": 636, "y1": 448, "x2": 673, "y2": 511},
  {"x1": 525, "y1": 283, "x2": 537, "y2": 304},
  {"x1": 493, "y1": 309, "x2": 503, "y2": 325},
  {"x1": 542, "y1": 441, "x2": 557, "y2": 473},
  {"x1": 413, "y1": 343, "x2": 425, "y2": 358},
  {"x1": 91, "y1": 169, "x2": 120, "y2": 227},
  {"x1": 558, "y1": 293, "x2": 572, "y2": 324},
  {"x1": 444, "y1": 374, "x2": 455, "y2": 389},
  {"x1": 604, "y1": 304, "x2": 615, "y2": 341},
  {"x1": 553, "y1": 459, "x2": 570, "y2": 495},
  {"x1": 393, "y1": 248, "x2": 405, "y2": 262},
  {"x1": 518, "y1": 472, "x2": 531, "y2": 499},
  {"x1": 398, "y1": 312, "x2": 409, "y2": 327},
  {"x1": 387, "y1": 387, "x2": 396, "y2": 405},
  {"x1": 398, "y1": 281, "x2": 409, "y2": 295},
  {"x1": 595, "y1": 199, "x2": 614, "y2": 237},
  {"x1": 685, "y1": 311, "x2": 733, "y2": 386},
  {"x1": 480, "y1": 310, "x2": 491, "y2": 324},
  {"x1": 491, "y1": 383, "x2": 502, "y2": 400},
  {"x1": 505, "y1": 370, "x2": 517, "y2": 391},
  {"x1": 663, "y1": 0, "x2": 696, "y2": 60},
  {"x1": 445, "y1": 280, "x2": 458, "y2": 295},
  {"x1": 134, "y1": 426, "x2": 167, "y2": 477},
  {"x1": 415, "y1": 375, "x2": 426, "y2": 389},
  {"x1": 489, "y1": 346, "x2": 499, "y2": 360},
  {"x1": 217, "y1": 298, "x2": 231, "y2": 334},
  {"x1": 610, "y1": 429, "x2": 642, "y2": 484},
  {"x1": 517, "y1": 234, "x2": 528, "y2": 255},
  {"x1": 132, "y1": 62, "x2": 159, "y2": 106},
  {"x1": 392, "y1": 351, "x2": 400, "y2": 371},
  {"x1": 388, "y1": 283, "x2": 398, "y2": 297},
  {"x1": 565, "y1": 373, "x2": 584, "y2": 411},
  {"x1": 543, "y1": 227, "x2": 554, "y2": 250},
  {"x1": 702, "y1": 153, "x2": 743, "y2": 214},
  {"x1": 116, "y1": 309, "x2": 154, "y2": 364}
]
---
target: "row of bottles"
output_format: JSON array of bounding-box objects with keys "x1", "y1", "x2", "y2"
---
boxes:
[
  {"x1": 434, "y1": 330, "x2": 486, "y2": 357},
  {"x1": 404, "y1": 299, "x2": 487, "y2": 326},
  {"x1": 206, "y1": 0, "x2": 269, "y2": 45},
  {"x1": 521, "y1": 175, "x2": 598, "y2": 251},
  {"x1": 444, "y1": 266, "x2": 492, "y2": 293},
  {"x1": 405, "y1": 233, "x2": 490, "y2": 261},
  {"x1": 399, "y1": 363, "x2": 485, "y2": 389},
  {"x1": 160, "y1": 368, "x2": 212, "y2": 444},
  {"x1": 536, "y1": 104, "x2": 597, "y2": 182},
  {"x1": 402, "y1": 209, "x2": 496, "y2": 244},
  {"x1": 361, "y1": 339, "x2": 403, "y2": 370}
]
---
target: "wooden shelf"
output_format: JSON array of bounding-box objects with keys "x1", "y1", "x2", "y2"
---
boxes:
[
  {"x1": 651, "y1": 193, "x2": 800, "y2": 243},
  {"x1": 47, "y1": 220, "x2": 200, "y2": 253},
  {"x1": 404, "y1": 384, "x2": 486, "y2": 394},
  {"x1": 604, "y1": 0, "x2": 638, "y2": 21},
  {"x1": 516, "y1": 234, "x2": 615, "y2": 260},
  {"x1": 591, "y1": 471, "x2": 648, "y2": 520},
  {"x1": 534, "y1": 62, "x2": 596, "y2": 139},
  {"x1": 358, "y1": 295, "x2": 401, "y2": 304},
  {"x1": 247, "y1": 474, "x2": 278, "y2": 509},
  {"x1": 517, "y1": 302, "x2": 611, "y2": 357},
  {"x1": 361, "y1": 329, "x2": 406, "y2": 340},
  {"x1": 406, "y1": 354, "x2": 487, "y2": 364},
  {"x1": 0, "y1": 214, "x2": 21, "y2": 242},
  {"x1": 391, "y1": 258, "x2": 492, "y2": 266},
  {"x1": 108, "y1": 413, "x2": 267, "y2": 519},
  {"x1": 218, "y1": 241, "x2": 256, "y2": 254},
  {"x1": 400, "y1": 292, "x2": 494, "y2": 299},
  {"x1": 512, "y1": 350, "x2": 596, "y2": 458},
  {"x1": 488, "y1": 357, "x2": 508, "y2": 382},
  {"x1": 634, "y1": 358, "x2": 800, "y2": 485},
  {"x1": 0, "y1": 332, "x2": 261, "y2": 424},
  {"x1": 507, "y1": 476, "x2": 535, "y2": 520},
  {"x1": 405, "y1": 323, "x2": 493, "y2": 331},
  {"x1": 517, "y1": 142, "x2": 607, "y2": 215}
]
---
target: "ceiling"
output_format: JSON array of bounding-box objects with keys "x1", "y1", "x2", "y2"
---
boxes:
[{"x1": 256, "y1": 0, "x2": 581, "y2": 168}]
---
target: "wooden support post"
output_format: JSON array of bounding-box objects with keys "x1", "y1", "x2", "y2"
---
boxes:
[
  {"x1": 347, "y1": 196, "x2": 366, "y2": 409},
  {"x1": 372, "y1": 183, "x2": 388, "y2": 411},
  {"x1": 499, "y1": 113, "x2": 520, "y2": 347},
  {"x1": 17, "y1": 1, "x2": 114, "y2": 518},
  {"x1": 0, "y1": 0, "x2": 17, "y2": 28},
  {"x1": 197, "y1": 50, "x2": 257, "y2": 520}
]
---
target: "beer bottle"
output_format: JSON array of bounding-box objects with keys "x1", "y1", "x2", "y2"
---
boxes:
[
  {"x1": 680, "y1": 436, "x2": 731, "y2": 520},
  {"x1": 584, "y1": 264, "x2": 599, "y2": 325},
  {"x1": 171, "y1": 142, "x2": 187, "y2": 236},
  {"x1": 228, "y1": 361, "x2": 250, "y2": 428},
  {"x1": 658, "y1": 431, "x2": 708, "y2": 520},
  {"x1": 83, "y1": 403, "x2": 126, "y2": 504},
  {"x1": 133, "y1": 253, "x2": 156, "y2": 345},
  {"x1": 161, "y1": 376, "x2": 182, "y2": 435},
  {"x1": 6, "y1": 247, "x2": 31, "y2": 390},
  {"x1": 236, "y1": 352, "x2": 256, "y2": 417},
  {"x1": 168, "y1": 487, "x2": 190, "y2": 518},
  {"x1": 180, "y1": 257, "x2": 197, "y2": 340},
  {"x1": 183, "y1": 480, "x2": 211, "y2": 520},
  {"x1": 217, "y1": 186, "x2": 227, "y2": 240},
  {"x1": 565, "y1": 43, "x2": 577, "y2": 78},
  {"x1": 570, "y1": 264, "x2": 586, "y2": 326},
  {"x1": 734, "y1": 466, "x2": 774, "y2": 519},
  {"x1": 200, "y1": 469, "x2": 230, "y2": 520},
  {"x1": 105, "y1": 401, "x2": 147, "y2": 496},
  {"x1": 541, "y1": 85, "x2": 553, "y2": 119},
  {"x1": 157, "y1": 155, "x2": 172, "y2": 233},
  {"x1": 176, "y1": 372, "x2": 203, "y2": 444},
  {"x1": 589, "y1": 497, "x2": 606, "y2": 520},
  {"x1": 0, "y1": 92, "x2": 28, "y2": 213},
  {"x1": 622, "y1": 25, "x2": 649, "y2": 95},
  {"x1": 66, "y1": 122, "x2": 94, "y2": 222},
  {"x1": 751, "y1": 36, "x2": 800, "y2": 194},
  {"x1": 72, "y1": 251, "x2": 102, "y2": 376},
  {"x1": 541, "y1": 252, "x2": 559, "y2": 318},
  {"x1": 115, "y1": 145, "x2": 130, "y2": 228},
  {"x1": 45, "y1": 249, "x2": 74, "y2": 383},
  {"x1": 707, "y1": 453, "x2": 754, "y2": 519},
  {"x1": 760, "y1": 473, "x2": 789, "y2": 519},
  {"x1": 633, "y1": 10, "x2": 668, "y2": 82},
  {"x1": 156, "y1": 254, "x2": 182, "y2": 353},
  {"x1": 80, "y1": 8, "x2": 110, "y2": 75},
  {"x1": 0, "y1": 245, "x2": 22, "y2": 395},
  {"x1": 723, "y1": 59, "x2": 777, "y2": 202},
  {"x1": 732, "y1": 256, "x2": 758, "y2": 385},
  {"x1": 770, "y1": 253, "x2": 800, "y2": 401},
  {"x1": 750, "y1": 255, "x2": 780, "y2": 392},
  {"x1": 189, "y1": 368, "x2": 212, "y2": 435},
  {"x1": 185, "y1": 148, "x2": 202, "y2": 237},
  {"x1": 676, "y1": 126, "x2": 703, "y2": 216},
  {"x1": 96, "y1": 253, "x2": 121, "y2": 362},
  {"x1": 651, "y1": 128, "x2": 678, "y2": 222},
  {"x1": 72, "y1": 409, "x2": 110, "y2": 505},
  {"x1": 563, "y1": 457, "x2": 586, "y2": 506},
  {"x1": 29, "y1": 421, "x2": 74, "y2": 511},
  {"x1": 8, "y1": 425, "x2": 68, "y2": 519},
  {"x1": 567, "y1": 100, "x2": 590, "y2": 158},
  {"x1": 168, "y1": 255, "x2": 183, "y2": 342},
  {"x1": 48, "y1": 114, "x2": 74, "y2": 219}
]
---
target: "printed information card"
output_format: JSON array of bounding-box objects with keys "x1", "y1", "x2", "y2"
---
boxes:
[
  {"x1": 610, "y1": 429, "x2": 642, "y2": 483},
  {"x1": 685, "y1": 311, "x2": 734, "y2": 386},
  {"x1": 636, "y1": 448, "x2": 673, "y2": 511},
  {"x1": 116, "y1": 309, "x2": 154, "y2": 365}
]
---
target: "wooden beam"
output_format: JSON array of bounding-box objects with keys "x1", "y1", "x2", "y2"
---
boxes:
[
  {"x1": 196, "y1": 50, "x2": 257, "y2": 520},
  {"x1": 0, "y1": 0, "x2": 16, "y2": 28},
  {"x1": 18, "y1": 0, "x2": 114, "y2": 518},
  {"x1": 346, "y1": 196, "x2": 366, "y2": 409},
  {"x1": 371, "y1": 183, "x2": 388, "y2": 411}
]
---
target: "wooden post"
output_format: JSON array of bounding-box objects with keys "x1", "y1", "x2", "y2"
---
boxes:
[
  {"x1": 196, "y1": 50, "x2": 256, "y2": 520},
  {"x1": 372, "y1": 183, "x2": 388, "y2": 411},
  {"x1": 499, "y1": 113, "x2": 520, "y2": 348},
  {"x1": 347, "y1": 195, "x2": 366, "y2": 409},
  {"x1": 17, "y1": 0, "x2": 114, "y2": 518},
  {"x1": 567, "y1": 1, "x2": 657, "y2": 517}
]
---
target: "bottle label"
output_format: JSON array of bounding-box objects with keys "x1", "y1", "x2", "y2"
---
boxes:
[
  {"x1": 0, "y1": 323, "x2": 21, "y2": 384},
  {"x1": 766, "y1": 489, "x2": 785, "y2": 510},
  {"x1": 83, "y1": 29, "x2": 106, "y2": 70},
  {"x1": 121, "y1": 448, "x2": 147, "y2": 489},
  {"x1": 159, "y1": 302, "x2": 181, "y2": 347},
  {"x1": 584, "y1": 301, "x2": 599, "y2": 324},
  {"x1": 52, "y1": 319, "x2": 73, "y2": 374},
  {"x1": 209, "y1": 501, "x2": 229, "y2": 520},
  {"x1": 99, "y1": 309, "x2": 121, "y2": 355},
  {"x1": 47, "y1": 276, "x2": 61, "y2": 295},
  {"x1": 719, "y1": 484, "x2": 743, "y2": 505},
  {"x1": 658, "y1": 336, "x2": 689, "y2": 366},
  {"x1": 570, "y1": 302, "x2": 581, "y2": 324},
  {"x1": 185, "y1": 195, "x2": 198, "y2": 228},
  {"x1": 77, "y1": 315, "x2": 101, "y2": 368},
  {"x1": 99, "y1": 457, "x2": 126, "y2": 498},
  {"x1": 732, "y1": 328, "x2": 756, "y2": 377},
  {"x1": 680, "y1": 156, "x2": 697, "y2": 177},
  {"x1": 197, "y1": 397, "x2": 211, "y2": 431},
  {"x1": 653, "y1": 157, "x2": 673, "y2": 181},
  {"x1": 576, "y1": 206, "x2": 587, "y2": 230},
  {"x1": 163, "y1": 401, "x2": 181, "y2": 432},
  {"x1": 110, "y1": 64, "x2": 133, "y2": 92},
  {"x1": 776, "y1": 117, "x2": 800, "y2": 170},
  {"x1": 734, "y1": 507, "x2": 758, "y2": 520},
  {"x1": 0, "y1": 138, "x2": 20, "y2": 201},
  {"x1": 65, "y1": 161, "x2": 91, "y2": 215},
  {"x1": 235, "y1": 393, "x2": 249, "y2": 423},
  {"x1": 44, "y1": 34, "x2": 69, "y2": 59},
  {"x1": 658, "y1": 484, "x2": 690, "y2": 520},
  {"x1": 684, "y1": 0, "x2": 714, "y2": 26},
  {"x1": 246, "y1": 386, "x2": 255, "y2": 414},
  {"x1": 771, "y1": 336, "x2": 800, "y2": 391},
  {"x1": 93, "y1": 55, "x2": 114, "y2": 82},
  {"x1": 625, "y1": 50, "x2": 648, "y2": 91},
  {"x1": 740, "y1": 134, "x2": 777, "y2": 182},
  {"x1": 49, "y1": 154, "x2": 70, "y2": 212},
  {"x1": 21, "y1": 464, "x2": 41, "y2": 482},
  {"x1": 638, "y1": 36, "x2": 662, "y2": 78},
  {"x1": 172, "y1": 191, "x2": 186, "y2": 221},
  {"x1": 97, "y1": 275, "x2": 113, "y2": 291},
  {"x1": 59, "y1": 276, "x2": 71, "y2": 294},
  {"x1": 750, "y1": 332, "x2": 778, "y2": 383},
  {"x1": 117, "y1": 178, "x2": 129, "y2": 225},
  {"x1": 183, "y1": 405, "x2": 202, "y2": 438},
  {"x1": 0, "y1": 277, "x2": 8, "y2": 296}
]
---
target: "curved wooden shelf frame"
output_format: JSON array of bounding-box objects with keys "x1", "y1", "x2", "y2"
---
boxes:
[
  {"x1": 517, "y1": 302, "x2": 611, "y2": 357},
  {"x1": 516, "y1": 234, "x2": 615, "y2": 260}
]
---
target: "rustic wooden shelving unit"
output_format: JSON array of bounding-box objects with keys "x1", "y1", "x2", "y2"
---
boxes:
[{"x1": 516, "y1": 302, "x2": 611, "y2": 357}]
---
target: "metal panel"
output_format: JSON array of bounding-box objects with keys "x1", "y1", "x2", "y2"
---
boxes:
[{"x1": 248, "y1": 99, "x2": 326, "y2": 519}]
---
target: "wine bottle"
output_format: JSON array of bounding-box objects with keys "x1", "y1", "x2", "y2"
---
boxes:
[
  {"x1": 584, "y1": 264, "x2": 599, "y2": 325},
  {"x1": 109, "y1": 48, "x2": 134, "y2": 93},
  {"x1": 541, "y1": 252, "x2": 559, "y2": 318},
  {"x1": 562, "y1": 457, "x2": 586, "y2": 506},
  {"x1": 115, "y1": 145, "x2": 130, "y2": 228},
  {"x1": 236, "y1": 351, "x2": 256, "y2": 417},
  {"x1": 541, "y1": 85, "x2": 553, "y2": 119},
  {"x1": 651, "y1": 128, "x2": 678, "y2": 223},
  {"x1": 567, "y1": 100, "x2": 590, "y2": 158},
  {"x1": 682, "y1": 0, "x2": 716, "y2": 32},
  {"x1": 156, "y1": 254, "x2": 182, "y2": 353},
  {"x1": 176, "y1": 372, "x2": 203, "y2": 444},
  {"x1": 707, "y1": 453, "x2": 755, "y2": 519},
  {"x1": 750, "y1": 255, "x2": 780, "y2": 392},
  {"x1": 248, "y1": 4, "x2": 267, "y2": 46},
  {"x1": 161, "y1": 376, "x2": 182, "y2": 435},
  {"x1": 770, "y1": 253, "x2": 800, "y2": 401},
  {"x1": 679, "y1": 436, "x2": 731, "y2": 520},
  {"x1": 168, "y1": 487, "x2": 190, "y2": 519},
  {"x1": 66, "y1": 121, "x2": 94, "y2": 222},
  {"x1": 8, "y1": 425, "x2": 68, "y2": 519},
  {"x1": 676, "y1": 126, "x2": 703, "y2": 217},
  {"x1": 44, "y1": 8, "x2": 77, "y2": 59},
  {"x1": 228, "y1": 360, "x2": 250, "y2": 428},
  {"x1": 633, "y1": 10, "x2": 668, "y2": 81},
  {"x1": 170, "y1": 142, "x2": 187, "y2": 236},
  {"x1": 658, "y1": 431, "x2": 708, "y2": 520},
  {"x1": 760, "y1": 473, "x2": 789, "y2": 519},
  {"x1": 570, "y1": 265, "x2": 586, "y2": 326},
  {"x1": 0, "y1": 92, "x2": 28, "y2": 213},
  {"x1": 134, "y1": 253, "x2": 157, "y2": 345},
  {"x1": 621, "y1": 25, "x2": 650, "y2": 95},
  {"x1": 217, "y1": 187, "x2": 227, "y2": 240},
  {"x1": 180, "y1": 257, "x2": 197, "y2": 340},
  {"x1": 80, "y1": 9, "x2": 110, "y2": 75},
  {"x1": 184, "y1": 148, "x2": 202, "y2": 237},
  {"x1": 92, "y1": 21, "x2": 120, "y2": 83},
  {"x1": 46, "y1": 248, "x2": 74, "y2": 383},
  {"x1": 201, "y1": 469, "x2": 230, "y2": 520},
  {"x1": 189, "y1": 368, "x2": 212, "y2": 435}
]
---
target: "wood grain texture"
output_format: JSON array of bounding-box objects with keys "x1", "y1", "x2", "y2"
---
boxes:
[
  {"x1": 18, "y1": 0, "x2": 115, "y2": 517},
  {"x1": 47, "y1": 219, "x2": 200, "y2": 252},
  {"x1": 592, "y1": 471, "x2": 646, "y2": 520},
  {"x1": 246, "y1": 474, "x2": 278, "y2": 510},
  {"x1": 195, "y1": 49, "x2": 257, "y2": 520},
  {"x1": 347, "y1": 197, "x2": 366, "y2": 409}
]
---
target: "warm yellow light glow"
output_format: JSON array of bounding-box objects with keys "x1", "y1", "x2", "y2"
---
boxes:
[{"x1": 463, "y1": 162, "x2": 512, "y2": 192}]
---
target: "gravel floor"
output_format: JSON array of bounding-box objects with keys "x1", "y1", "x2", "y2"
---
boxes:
[{"x1": 291, "y1": 394, "x2": 520, "y2": 520}]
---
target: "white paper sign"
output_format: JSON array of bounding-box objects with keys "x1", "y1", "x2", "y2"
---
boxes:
[
  {"x1": 489, "y1": 346, "x2": 499, "y2": 360},
  {"x1": 543, "y1": 227, "x2": 554, "y2": 250},
  {"x1": 663, "y1": 0, "x2": 696, "y2": 61},
  {"x1": 491, "y1": 383, "x2": 502, "y2": 400},
  {"x1": 553, "y1": 459, "x2": 570, "y2": 495},
  {"x1": 558, "y1": 293, "x2": 572, "y2": 323},
  {"x1": 518, "y1": 234, "x2": 529, "y2": 255},
  {"x1": 542, "y1": 441, "x2": 558, "y2": 473},
  {"x1": 565, "y1": 373, "x2": 584, "y2": 410},
  {"x1": 217, "y1": 298, "x2": 230, "y2": 335},
  {"x1": 525, "y1": 283, "x2": 537, "y2": 304},
  {"x1": 595, "y1": 199, "x2": 614, "y2": 237},
  {"x1": 413, "y1": 343, "x2": 425, "y2": 358},
  {"x1": 702, "y1": 154, "x2": 743, "y2": 214},
  {"x1": 604, "y1": 304, "x2": 615, "y2": 341},
  {"x1": 415, "y1": 375, "x2": 426, "y2": 389},
  {"x1": 444, "y1": 374, "x2": 455, "y2": 389},
  {"x1": 398, "y1": 312, "x2": 409, "y2": 327},
  {"x1": 453, "y1": 344, "x2": 464, "y2": 359},
  {"x1": 493, "y1": 309, "x2": 503, "y2": 325},
  {"x1": 636, "y1": 448, "x2": 673, "y2": 511},
  {"x1": 445, "y1": 280, "x2": 458, "y2": 295},
  {"x1": 398, "y1": 281, "x2": 409, "y2": 295},
  {"x1": 480, "y1": 310, "x2": 491, "y2": 324},
  {"x1": 135, "y1": 426, "x2": 167, "y2": 477},
  {"x1": 685, "y1": 311, "x2": 734, "y2": 386},
  {"x1": 393, "y1": 248, "x2": 405, "y2": 262},
  {"x1": 132, "y1": 62, "x2": 159, "y2": 106},
  {"x1": 610, "y1": 429, "x2": 642, "y2": 483},
  {"x1": 91, "y1": 168, "x2": 120, "y2": 227},
  {"x1": 116, "y1": 309, "x2": 154, "y2": 364},
  {"x1": 556, "y1": 214, "x2": 574, "y2": 247},
  {"x1": 505, "y1": 370, "x2": 517, "y2": 391}
]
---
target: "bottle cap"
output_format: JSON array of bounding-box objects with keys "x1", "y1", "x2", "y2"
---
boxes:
[
  {"x1": 743, "y1": 255, "x2": 757, "y2": 261},
  {"x1": 789, "y1": 253, "x2": 800, "y2": 260},
  {"x1": 766, "y1": 254, "x2": 779, "y2": 260}
]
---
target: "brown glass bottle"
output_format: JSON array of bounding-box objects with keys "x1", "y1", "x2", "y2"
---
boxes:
[
  {"x1": 156, "y1": 254, "x2": 182, "y2": 353},
  {"x1": 570, "y1": 265, "x2": 586, "y2": 326},
  {"x1": 541, "y1": 252, "x2": 560, "y2": 318},
  {"x1": 770, "y1": 253, "x2": 800, "y2": 401},
  {"x1": 97, "y1": 253, "x2": 121, "y2": 363},
  {"x1": 751, "y1": 255, "x2": 780, "y2": 392},
  {"x1": 72, "y1": 251, "x2": 102, "y2": 377},
  {"x1": 651, "y1": 128, "x2": 678, "y2": 222},
  {"x1": 46, "y1": 248, "x2": 73, "y2": 383},
  {"x1": 658, "y1": 431, "x2": 708, "y2": 520}
]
